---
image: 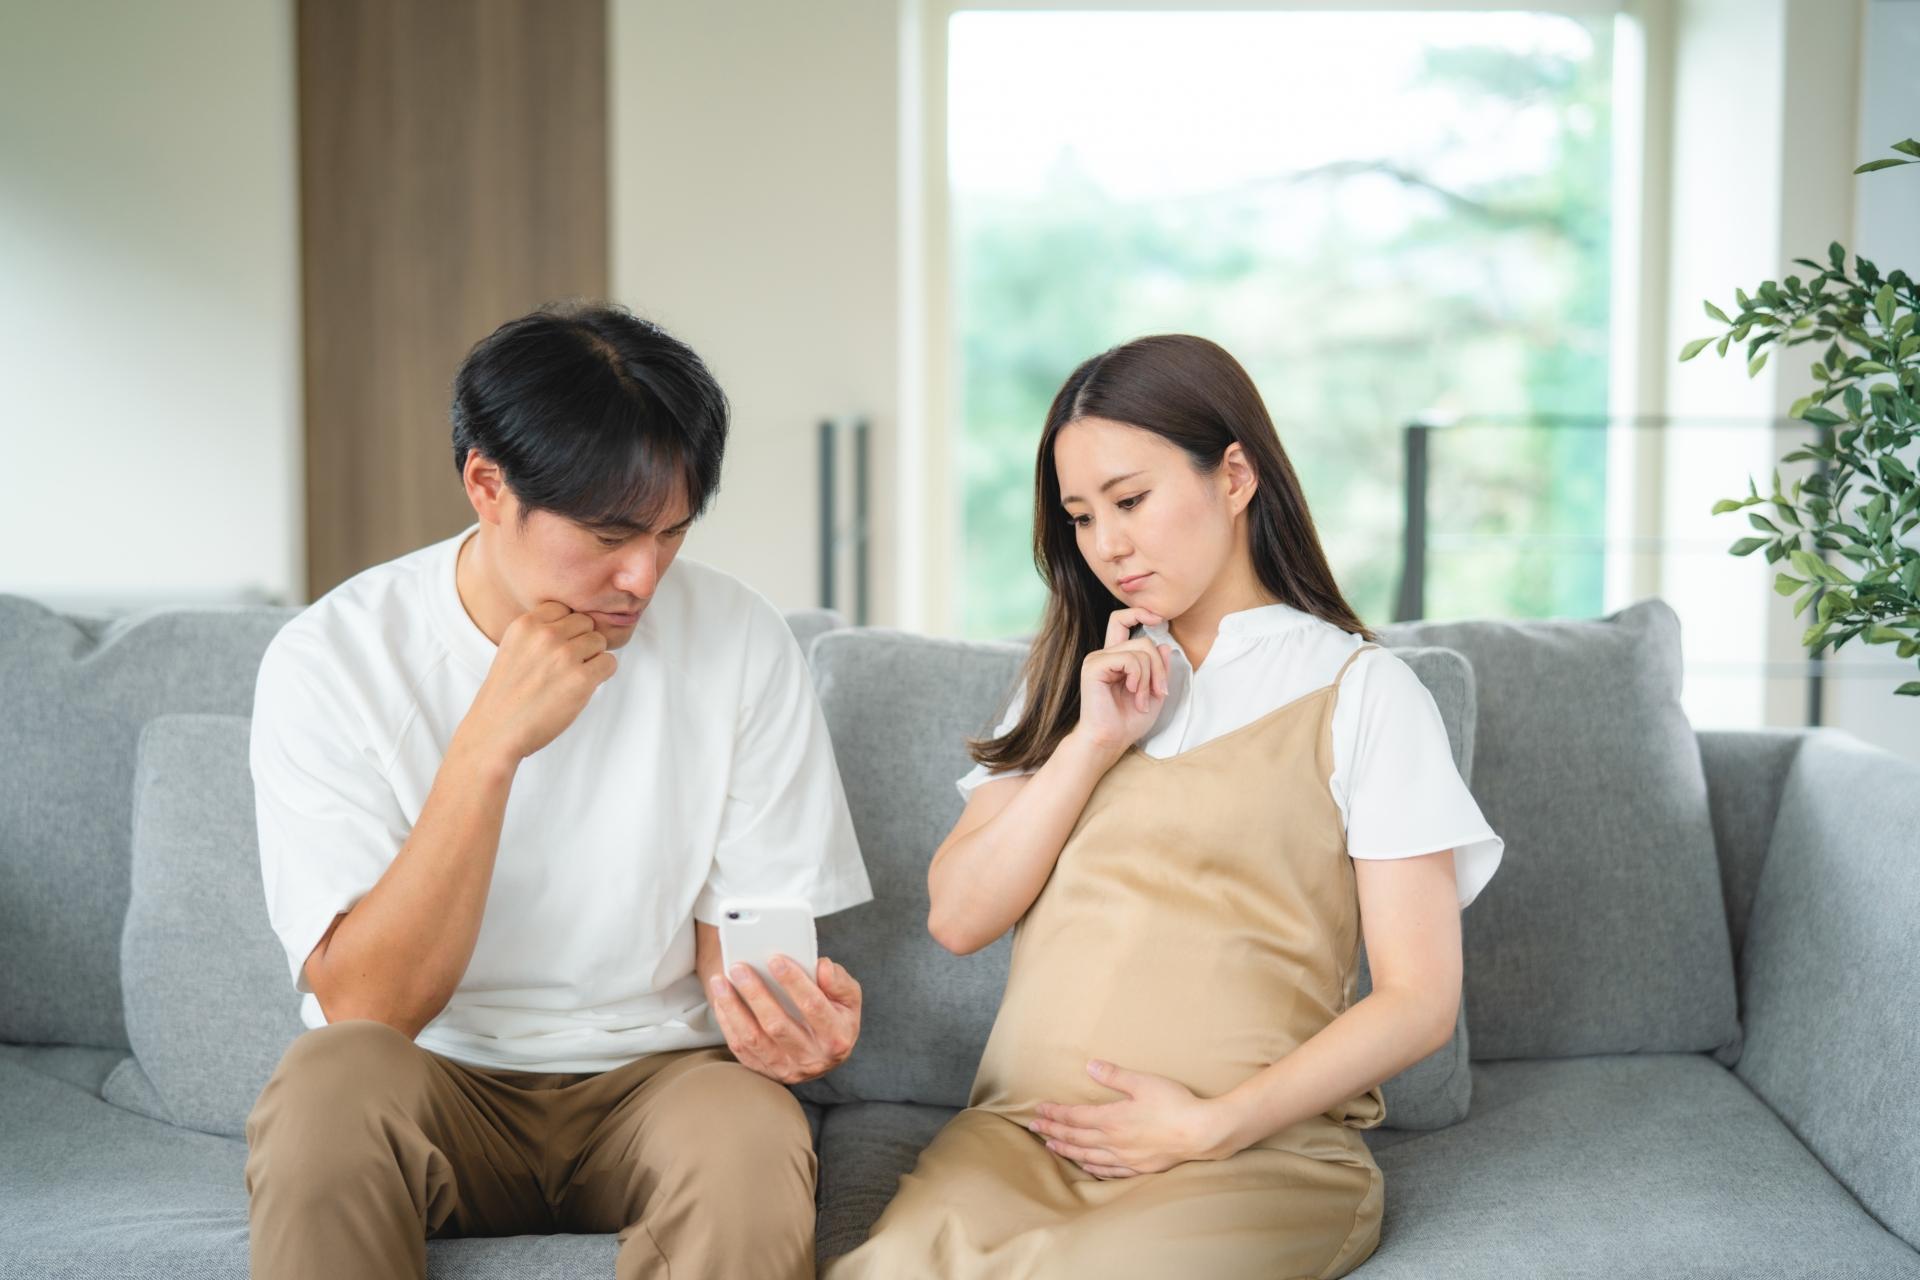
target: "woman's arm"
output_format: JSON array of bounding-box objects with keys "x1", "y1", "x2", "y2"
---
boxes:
[
  {"x1": 928, "y1": 608, "x2": 1172, "y2": 955},
  {"x1": 1209, "y1": 849, "x2": 1462, "y2": 1152},
  {"x1": 1030, "y1": 849, "x2": 1462, "y2": 1175},
  {"x1": 925, "y1": 731, "x2": 1124, "y2": 954}
]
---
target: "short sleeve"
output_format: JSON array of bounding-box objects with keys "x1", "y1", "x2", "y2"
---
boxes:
[
  {"x1": 691, "y1": 599, "x2": 873, "y2": 924},
  {"x1": 249, "y1": 635, "x2": 412, "y2": 994},
  {"x1": 1330, "y1": 648, "x2": 1504, "y2": 910},
  {"x1": 954, "y1": 679, "x2": 1037, "y2": 800}
]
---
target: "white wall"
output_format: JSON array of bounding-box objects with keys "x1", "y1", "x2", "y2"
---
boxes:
[
  {"x1": 608, "y1": 0, "x2": 903, "y2": 621},
  {"x1": 0, "y1": 0, "x2": 303, "y2": 608}
]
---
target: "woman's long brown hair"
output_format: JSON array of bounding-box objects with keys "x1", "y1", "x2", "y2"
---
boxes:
[{"x1": 971, "y1": 334, "x2": 1375, "y2": 774}]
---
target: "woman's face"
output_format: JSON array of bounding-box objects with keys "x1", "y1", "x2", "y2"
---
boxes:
[{"x1": 1053, "y1": 416, "x2": 1245, "y2": 620}]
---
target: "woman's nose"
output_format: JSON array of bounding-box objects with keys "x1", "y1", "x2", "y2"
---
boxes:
[{"x1": 1093, "y1": 523, "x2": 1130, "y2": 562}]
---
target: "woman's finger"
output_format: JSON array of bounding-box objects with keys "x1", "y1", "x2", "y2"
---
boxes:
[
  {"x1": 1080, "y1": 1163, "x2": 1138, "y2": 1180},
  {"x1": 1104, "y1": 607, "x2": 1164, "y2": 649},
  {"x1": 1029, "y1": 1117, "x2": 1107, "y2": 1147},
  {"x1": 1045, "y1": 1139, "x2": 1125, "y2": 1167}
]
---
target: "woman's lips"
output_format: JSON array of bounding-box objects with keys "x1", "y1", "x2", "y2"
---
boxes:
[{"x1": 1116, "y1": 573, "x2": 1153, "y2": 593}]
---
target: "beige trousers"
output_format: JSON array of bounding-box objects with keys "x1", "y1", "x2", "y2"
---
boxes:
[{"x1": 244, "y1": 1019, "x2": 816, "y2": 1280}]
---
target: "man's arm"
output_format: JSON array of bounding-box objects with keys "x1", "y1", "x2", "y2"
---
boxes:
[
  {"x1": 303, "y1": 732, "x2": 519, "y2": 1036},
  {"x1": 300, "y1": 601, "x2": 616, "y2": 1037}
]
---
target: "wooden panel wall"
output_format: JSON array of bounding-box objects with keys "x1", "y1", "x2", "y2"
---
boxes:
[{"x1": 297, "y1": 0, "x2": 608, "y2": 598}]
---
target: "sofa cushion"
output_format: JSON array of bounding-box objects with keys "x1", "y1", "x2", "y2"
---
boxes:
[
  {"x1": 812, "y1": 1057, "x2": 1920, "y2": 1277},
  {"x1": 0, "y1": 597, "x2": 296, "y2": 1048},
  {"x1": 0, "y1": 1057, "x2": 627, "y2": 1278},
  {"x1": 1378, "y1": 599, "x2": 1740, "y2": 1060},
  {"x1": 1358, "y1": 1055, "x2": 1920, "y2": 1278},
  {"x1": 106, "y1": 714, "x2": 305, "y2": 1137},
  {"x1": 802, "y1": 628, "x2": 1481, "y2": 1130},
  {"x1": 1734, "y1": 730, "x2": 1920, "y2": 1252}
]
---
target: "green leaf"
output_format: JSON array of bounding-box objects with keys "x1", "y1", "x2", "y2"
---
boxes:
[
  {"x1": 1730, "y1": 537, "x2": 1768, "y2": 556},
  {"x1": 1856, "y1": 157, "x2": 1914, "y2": 173},
  {"x1": 1866, "y1": 625, "x2": 1907, "y2": 645},
  {"x1": 1788, "y1": 549, "x2": 1826, "y2": 578},
  {"x1": 1800, "y1": 405, "x2": 1844, "y2": 425},
  {"x1": 1748, "y1": 351, "x2": 1770, "y2": 378},
  {"x1": 1774, "y1": 573, "x2": 1806, "y2": 597},
  {"x1": 1829, "y1": 241, "x2": 1847, "y2": 270},
  {"x1": 1705, "y1": 300, "x2": 1731, "y2": 324},
  {"x1": 1898, "y1": 682, "x2": 1920, "y2": 697},
  {"x1": 1679, "y1": 336, "x2": 1714, "y2": 362},
  {"x1": 1748, "y1": 512, "x2": 1780, "y2": 533},
  {"x1": 1900, "y1": 334, "x2": 1920, "y2": 361},
  {"x1": 1717, "y1": 334, "x2": 1732, "y2": 358},
  {"x1": 1802, "y1": 620, "x2": 1831, "y2": 647},
  {"x1": 1710, "y1": 498, "x2": 1746, "y2": 514},
  {"x1": 1893, "y1": 139, "x2": 1920, "y2": 158},
  {"x1": 1876, "y1": 283, "x2": 1897, "y2": 330}
]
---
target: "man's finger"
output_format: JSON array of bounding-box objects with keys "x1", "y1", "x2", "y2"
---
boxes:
[
  {"x1": 769, "y1": 955, "x2": 836, "y2": 1028},
  {"x1": 1080, "y1": 1163, "x2": 1137, "y2": 1180},
  {"x1": 729, "y1": 964, "x2": 813, "y2": 1052},
  {"x1": 708, "y1": 975, "x2": 768, "y2": 1062},
  {"x1": 817, "y1": 957, "x2": 862, "y2": 1010}
]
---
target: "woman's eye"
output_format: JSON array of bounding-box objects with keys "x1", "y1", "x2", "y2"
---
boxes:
[
  {"x1": 1116, "y1": 493, "x2": 1147, "y2": 511},
  {"x1": 1068, "y1": 513, "x2": 1090, "y2": 528}
]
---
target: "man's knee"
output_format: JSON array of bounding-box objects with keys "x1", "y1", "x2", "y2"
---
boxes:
[
  {"x1": 247, "y1": 1021, "x2": 430, "y2": 1150},
  {"x1": 653, "y1": 1059, "x2": 815, "y2": 1195}
]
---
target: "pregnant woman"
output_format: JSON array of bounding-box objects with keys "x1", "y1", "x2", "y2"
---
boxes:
[{"x1": 826, "y1": 335, "x2": 1503, "y2": 1279}]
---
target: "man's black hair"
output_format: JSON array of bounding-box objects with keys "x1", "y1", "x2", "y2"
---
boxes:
[{"x1": 450, "y1": 301, "x2": 728, "y2": 531}]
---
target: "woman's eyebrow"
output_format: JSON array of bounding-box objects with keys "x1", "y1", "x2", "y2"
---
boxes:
[{"x1": 1060, "y1": 470, "x2": 1145, "y2": 504}]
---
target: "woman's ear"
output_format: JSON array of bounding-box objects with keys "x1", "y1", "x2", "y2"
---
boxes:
[{"x1": 1222, "y1": 442, "x2": 1259, "y2": 516}]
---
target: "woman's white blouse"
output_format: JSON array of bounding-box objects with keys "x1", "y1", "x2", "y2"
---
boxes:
[{"x1": 955, "y1": 603, "x2": 1504, "y2": 909}]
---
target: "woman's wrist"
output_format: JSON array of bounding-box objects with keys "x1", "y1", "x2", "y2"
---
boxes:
[
  {"x1": 1062, "y1": 723, "x2": 1131, "y2": 770},
  {"x1": 1202, "y1": 1087, "x2": 1265, "y2": 1160}
]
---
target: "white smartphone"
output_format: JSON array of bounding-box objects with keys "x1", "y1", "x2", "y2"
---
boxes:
[{"x1": 716, "y1": 897, "x2": 819, "y2": 1025}]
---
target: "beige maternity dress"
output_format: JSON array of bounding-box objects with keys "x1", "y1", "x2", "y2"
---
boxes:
[{"x1": 827, "y1": 642, "x2": 1388, "y2": 1280}]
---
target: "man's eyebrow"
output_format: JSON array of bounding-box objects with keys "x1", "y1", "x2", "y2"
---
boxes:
[
  {"x1": 1059, "y1": 470, "x2": 1145, "y2": 505},
  {"x1": 588, "y1": 513, "x2": 695, "y2": 536}
]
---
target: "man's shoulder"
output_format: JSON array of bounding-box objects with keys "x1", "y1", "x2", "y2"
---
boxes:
[
  {"x1": 651, "y1": 557, "x2": 790, "y2": 653},
  {"x1": 259, "y1": 536, "x2": 457, "y2": 700}
]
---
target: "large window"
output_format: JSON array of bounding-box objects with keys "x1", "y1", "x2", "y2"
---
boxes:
[{"x1": 948, "y1": 8, "x2": 1618, "y2": 639}]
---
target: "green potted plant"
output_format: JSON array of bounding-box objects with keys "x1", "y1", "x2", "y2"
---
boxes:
[{"x1": 1681, "y1": 135, "x2": 1920, "y2": 695}]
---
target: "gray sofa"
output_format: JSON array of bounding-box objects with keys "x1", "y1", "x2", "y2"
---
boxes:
[{"x1": 1, "y1": 592, "x2": 1916, "y2": 1278}]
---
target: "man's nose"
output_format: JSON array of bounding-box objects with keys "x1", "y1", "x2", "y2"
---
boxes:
[{"x1": 613, "y1": 540, "x2": 661, "y2": 595}]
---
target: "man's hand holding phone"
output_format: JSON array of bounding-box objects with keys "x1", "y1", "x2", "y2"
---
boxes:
[{"x1": 708, "y1": 954, "x2": 864, "y2": 1086}]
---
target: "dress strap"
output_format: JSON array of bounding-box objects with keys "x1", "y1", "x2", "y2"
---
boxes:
[{"x1": 1332, "y1": 641, "x2": 1379, "y2": 688}]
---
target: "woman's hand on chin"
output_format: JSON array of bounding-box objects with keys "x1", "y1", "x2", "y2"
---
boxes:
[{"x1": 1027, "y1": 1060, "x2": 1242, "y2": 1179}]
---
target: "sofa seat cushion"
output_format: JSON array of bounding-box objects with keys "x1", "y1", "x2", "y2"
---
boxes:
[
  {"x1": 1359, "y1": 1054, "x2": 1920, "y2": 1278},
  {"x1": 0, "y1": 1058, "x2": 669, "y2": 1277},
  {"x1": 1378, "y1": 601, "x2": 1740, "y2": 1060},
  {"x1": 811, "y1": 1057, "x2": 1919, "y2": 1277},
  {"x1": 805, "y1": 628, "x2": 1481, "y2": 1129},
  {"x1": 0, "y1": 1043, "x2": 130, "y2": 1095}
]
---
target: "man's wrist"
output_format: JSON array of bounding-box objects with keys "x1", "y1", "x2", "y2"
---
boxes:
[{"x1": 447, "y1": 726, "x2": 520, "y2": 784}]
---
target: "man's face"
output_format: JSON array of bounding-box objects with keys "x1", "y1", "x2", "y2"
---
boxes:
[{"x1": 491, "y1": 487, "x2": 694, "y2": 649}]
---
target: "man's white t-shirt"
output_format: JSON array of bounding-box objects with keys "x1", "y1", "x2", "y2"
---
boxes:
[
  {"x1": 956, "y1": 603, "x2": 1504, "y2": 910},
  {"x1": 250, "y1": 525, "x2": 874, "y2": 1073}
]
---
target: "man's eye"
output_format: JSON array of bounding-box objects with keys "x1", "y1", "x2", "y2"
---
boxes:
[{"x1": 596, "y1": 535, "x2": 625, "y2": 548}]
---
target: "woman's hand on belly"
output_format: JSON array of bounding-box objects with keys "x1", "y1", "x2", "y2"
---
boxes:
[{"x1": 1028, "y1": 1059, "x2": 1240, "y2": 1179}]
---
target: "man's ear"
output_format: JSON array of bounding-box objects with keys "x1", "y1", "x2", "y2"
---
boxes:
[
  {"x1": 463, "y1": 453, "x2": 510, "y2": 525},
  {"x1": 1222, "y1": 442, "x2": 1259, "y2": 516}
]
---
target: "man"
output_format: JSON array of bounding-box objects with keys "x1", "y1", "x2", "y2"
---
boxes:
[{"x1": 243, "y1": 303, "x2": 873, "y2": 1280}]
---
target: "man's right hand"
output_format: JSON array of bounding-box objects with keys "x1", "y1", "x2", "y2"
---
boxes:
[{"x1": 461, "y1": 601, "x2": 619, "y2": 762}]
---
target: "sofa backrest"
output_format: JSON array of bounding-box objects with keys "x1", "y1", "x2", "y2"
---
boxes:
[
  {"x1": 0, "y1": 594, "x2": 844, "y2": 1053},
  {"x1": 0, "y1": 597, "x2": 298, "y2": 1049},
  {"x1": 1733, "y1": 729, "x2": 1920, "y2": 1251},
  {"x1": 1377, "y1": 600, "x2": 1740, "y2": 1060}
]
